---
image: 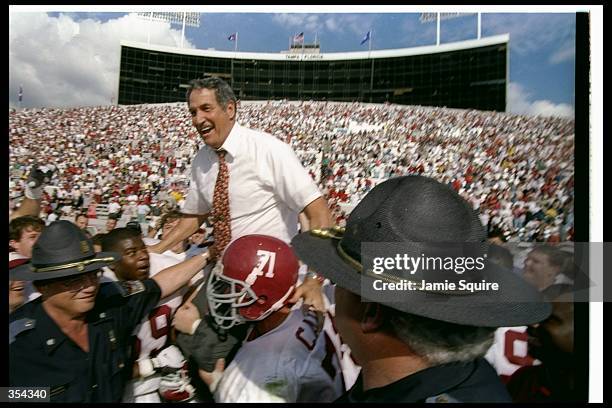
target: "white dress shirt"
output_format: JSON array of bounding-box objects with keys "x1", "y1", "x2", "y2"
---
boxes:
[{"x1": 182, "y1": 122, "x2": 321, "y2": 244}]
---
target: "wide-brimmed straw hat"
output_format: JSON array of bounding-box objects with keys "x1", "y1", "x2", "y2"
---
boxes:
[
  {"x1": 10, "y1": 220, "x2": 120, "y2": 281},
  {"x1": 292, "y1": 176, "x2": 551, "y2": 327}
]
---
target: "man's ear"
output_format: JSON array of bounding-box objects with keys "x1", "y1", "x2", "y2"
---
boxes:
[
  {"x1": 227, "y1": 102, "x2": 236, "y2": 121},
  {"x1": 360, "y1": 303, "x2": 385, "y2": 333}
]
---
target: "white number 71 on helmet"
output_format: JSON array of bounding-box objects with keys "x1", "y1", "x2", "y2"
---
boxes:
[{"x1": 245, "y1": 250, "x2": 276, "y2": 285}]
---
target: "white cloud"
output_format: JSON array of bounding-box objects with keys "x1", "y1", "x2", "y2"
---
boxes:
[
  {"x1": 549, "y1": 39, "x2": 575, "y2": 64},
  {"x1": 273, "y1": 13, "x2": 321, "y2": 32},
  {"x1": 325, "y1": 17, "x2": 339, "y2": 32},
  {"x1": 507, "y1": 82, "x2": 574, "y2": 118},
  {"x1": 273, "y1": 13, "x2": 371, "y2": 37},
  {"x1": 9, "y1": 12, "x2": 195, "y2": 108}
]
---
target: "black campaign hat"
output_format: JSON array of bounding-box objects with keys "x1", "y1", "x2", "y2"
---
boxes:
[
  {"x1": 292, "y1": 176, "x2": 551, "y2": 327},
  {"x1": 10, "y1": 220, "x2": 120, "y2": 281}
]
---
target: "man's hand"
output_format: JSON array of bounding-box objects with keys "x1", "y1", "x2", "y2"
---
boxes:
[
  {"x1": 198, "y1": 358, "x2": 225, "y2": 393},
  {"x1": 288, "y1": 277, "x2": 325, "y2": 312},
  {"x1": 25, "y1": 163, "x2": 55, "y2": 200},
  {"x1": 137, "y1": 345, "x2": 185, "y2": 377},
  {"x1": 152, "y1": 345, "x2": 185, "y2": 370},
  {"x1": 172, "y1": 301, "x2": 201, "y2": 334}
]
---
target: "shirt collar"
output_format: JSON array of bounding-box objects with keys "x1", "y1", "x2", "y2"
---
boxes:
[
  {"x1": 215, "y1": 121, "x2": 241, "y2": 159},
  {"x1": 33, "y1": 292, "x2": 113, "y2": 355}
]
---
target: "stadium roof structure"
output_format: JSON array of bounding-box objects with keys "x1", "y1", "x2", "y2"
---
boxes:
[
  {"x1": 118, "y1": 34, "x2": 509, "y2": 112},
  {"x1": 120, "y1": 34, "x2": 508, "y2": 61}
]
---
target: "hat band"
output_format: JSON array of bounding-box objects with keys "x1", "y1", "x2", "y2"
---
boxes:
[
  {"x1": 308, "y1": 228, "x2": 486, "y2": 296},
  {"x1": 337, "y1": 240, "x2": 423, "y2": 286},
  {"x1": 32, "y1": 257, "x2": 116, "y2": 273}
]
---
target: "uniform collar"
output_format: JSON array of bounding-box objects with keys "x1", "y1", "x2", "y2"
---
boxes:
[
  {"x1": 341, "y1": 359, "x2": 478, "y2": 403},
  {"x1": 33, "y1": 292, "x2": 113, "y2": 355}
]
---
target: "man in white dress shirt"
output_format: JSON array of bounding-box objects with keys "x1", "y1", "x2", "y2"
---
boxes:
[{"x1": 148, "y1": 76, "x2": 331, "y2": 308}]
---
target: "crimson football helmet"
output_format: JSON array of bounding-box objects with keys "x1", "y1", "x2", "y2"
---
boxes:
[{"x1": 206, "y1": 234, "x2": 299, "y2": 329}]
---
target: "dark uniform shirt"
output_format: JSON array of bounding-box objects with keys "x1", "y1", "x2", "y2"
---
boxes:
[
  {"x1": 9, "y1": 279, "x2": 161, "y2": 403},
  {"x1": 335, "y1": 357, "x2": 511, "y2": 403}
]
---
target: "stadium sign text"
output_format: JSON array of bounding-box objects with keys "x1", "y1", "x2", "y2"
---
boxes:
[{"x1": 284, "y1": 54, "x2": 324, "y2": 61}]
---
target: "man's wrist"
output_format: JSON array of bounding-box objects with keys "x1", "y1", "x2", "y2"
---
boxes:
[{"x1": 24, "y1": 185, "x2": 43, "y2": 200}]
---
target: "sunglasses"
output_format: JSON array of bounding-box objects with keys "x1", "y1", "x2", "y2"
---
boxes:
[{"x1": 59, "y1": 270, "x2": 103, "y2": 292}]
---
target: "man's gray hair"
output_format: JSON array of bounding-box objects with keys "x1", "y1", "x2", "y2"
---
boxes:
[
  {"x1": 390, "y1": 311, "x2": 495, "y2": 365},
  {"x1": 186, "y1": 77, "x2": 237, "y2": 109}
]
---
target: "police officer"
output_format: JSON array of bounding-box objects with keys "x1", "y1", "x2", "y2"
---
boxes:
[
  {"x1": 9, "y1": 220, "x2": 210, "y2": 402},
  {"x1": 291, "y1": 176, "x2": 552, "y2": 402}
]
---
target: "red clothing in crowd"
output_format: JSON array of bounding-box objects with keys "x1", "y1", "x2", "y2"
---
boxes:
[
  {"x1": 506, "y1": 365, "x2": 577, "y2": 403},
  {"x1": 452, "y1": 179, "x2": 462, "y2": 191}
]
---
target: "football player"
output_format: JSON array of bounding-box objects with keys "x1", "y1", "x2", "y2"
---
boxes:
[
  {"x1": 101, "y1": 228, "x2": 205, "y2": 402},
  {"x1": 196, "y1": 234, "x2": 351, "y2": 402}
]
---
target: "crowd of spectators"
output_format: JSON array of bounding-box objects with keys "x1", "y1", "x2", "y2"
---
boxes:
[{"x1": 9, "y1": 100, "x2": 574, "y2": 243}]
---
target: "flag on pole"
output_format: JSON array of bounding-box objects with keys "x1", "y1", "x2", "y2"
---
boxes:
[
  {"x1": 228, "y1": 33, "x2": 236, "y2": 41},
  {"x1": 360, "y1": 31, "x2": 371, "y2": 45},
  {"x1": 293, "y1": 32, "x2": 304, "y2": 44},
  {"x1": 18, "y1": 85, "x2": 23, "y2": 102}
]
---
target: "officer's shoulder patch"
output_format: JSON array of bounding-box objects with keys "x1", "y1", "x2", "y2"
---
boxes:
[
  {"x1": 9, "y1": 318, "x2": 36, "y2": 344},
  {"x1": 117, "y1": 280, "x2": 146, "y2": 297},
  {"x1": 425, "y1": 393, "x2": 460, "y2": 403}
]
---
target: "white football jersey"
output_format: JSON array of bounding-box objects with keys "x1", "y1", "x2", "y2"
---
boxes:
[
  {"x1": 320, "y1": 284, "x2": 361, "y2": 390},
  {"x1": 119, "y1": 252, "x2": 192, "y2": 402},
  {"x1": 215, "y1": 306, "x2": 346, "y2": 402}
]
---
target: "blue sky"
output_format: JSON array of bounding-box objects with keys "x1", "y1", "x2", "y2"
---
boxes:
[{"x1": 10, "y1": 8, "x2": 581, "y2": 117}]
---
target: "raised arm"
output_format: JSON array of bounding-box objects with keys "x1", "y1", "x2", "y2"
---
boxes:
[
  {"x1": 147, "y1": 213, "x2": 208, "y2": 254},
  {"x1": 10, "y1": 198, "x2": 41, "y2": 221},
  {"x1": 10, "y1": 164, "x2": 55, "y2": 221},
  {"x1": 302, "y1": 197, "x2": 333, "y2": 230},
  {"x1": 152, "y1": 251, "x2": 210, "y2": 299}
]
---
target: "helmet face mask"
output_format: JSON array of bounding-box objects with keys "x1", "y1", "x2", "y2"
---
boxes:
[
  {"x1": 206, "y1": 235, "x2": 299, "y2": 330},
  {"x1": 207, "y1": 262, "x2": 258, "y2": 329}
]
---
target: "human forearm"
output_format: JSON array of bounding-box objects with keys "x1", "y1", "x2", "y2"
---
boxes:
[
  {"x1": 9, "y1": 198, "x2": 41, "y2": 221},
  {"x1": 149, "y1": 214, "x2": 206, "y2": 253},
  {"x1": 152, "y1": 251, "x2": 210, "y2": 298},
  {"x1": 302, "y1": 197, "x2": 332, "y2": 230}
]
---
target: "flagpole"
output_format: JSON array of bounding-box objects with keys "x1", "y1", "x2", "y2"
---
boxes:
[
  {"x1": 147, "y1": 12, "x2": 152, "y2": 45},
  {"x1": 181, "y1": 12, "x2": 186, "y2": 48},
  {"x1": 369, "y1": 30, "x2": 374, "y2": 103},
  {"x1": 436, "y1": 12, "x2": 441, "y2": 46},
  {"x1": 235, "y1": 32, "x2": 238, "y2": 52}
]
